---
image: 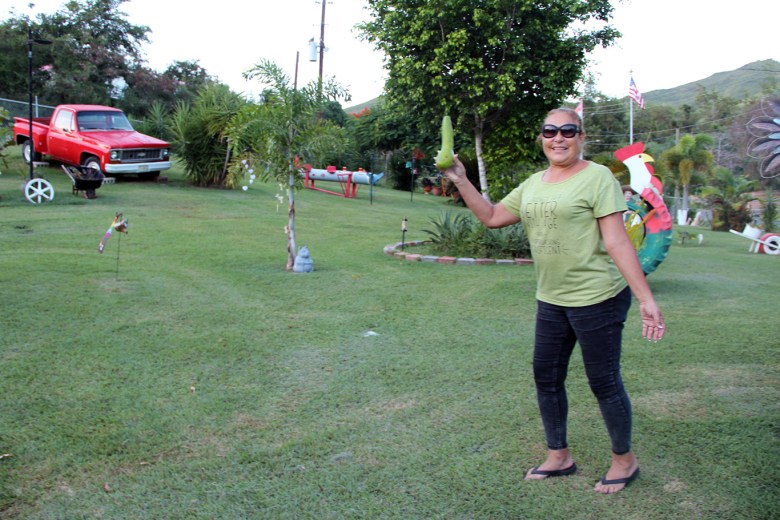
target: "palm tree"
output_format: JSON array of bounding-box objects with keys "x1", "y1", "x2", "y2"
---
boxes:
[
  {"x1": 700, "y1": 167, "x2": 757, "y2": 231},
  {"x1": 225, "y1": 60, "x2": 348, "y2": 271},
  {"x1": 661, "y1": 134, "x2": 715, "y2": 224},
  {"x1": 169, "y1": 84, "x2": 247, "y2": 186}
]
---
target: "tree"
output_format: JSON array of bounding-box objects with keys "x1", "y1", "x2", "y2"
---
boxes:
[
  {"x1": 661, "y1": 134, "x2": 715, "y2": 222},
  {"x1": 360, "y1": 0, "x2": 619, "y2": 199},
  {"x1": 119, "y1": 65, "x2": 178, "y2": 116},
  {"x1": 225, "y1": 60, "x2": 349, "y2": 271},
  {"x1": 700, "y1": 167, "x2": 757, "y2": 231},
  {"x1": 344, "y1": 99, "x2": 439, "y2": 190},
  {"x1": 119, "y1": 60, "x2": 217, "y2": 117},
  {"x1": 0, "y1": 0, "x2": 217, "y2": 113},
  {"x1": 0, "y1": 19, "x2": 31, "y2": 99},
  {"x1": 38, "y1": 0, "x2": 150, "y2": 104},
  {"x1": 169, "y1": 84, "x2": 247, "y2": 186}
]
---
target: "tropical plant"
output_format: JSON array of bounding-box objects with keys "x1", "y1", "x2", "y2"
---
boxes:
[
  {"x1": 760, "y1": 188, "x2": 777, "y2": 232},
  {"x1": 359, "y1": 0, "x2": 620, "y2": 200},
  {"x1": 133, "y1": 100, "x2": 170, "y2": 141},
  {"x1": 700, "y1": 167, "x2": 757, "y2": 231},
  {"x1": 169, "y1": 84, "x2": 247, "y2": 186},
  {"x1": 422, "y1": 210, "x2": 530, "y2": 259},
  {"x1": 464, "y1": 221, "x2": 530, "y2": 259},
  {"x1": 661, "y1": 134, "x2": 715, "y2": 221},
  {"x1": 225, "y1": 59, "x2": 349, "y2": 271},
  {"x1": 0, "y1": 107, "x2": 10, "y2": 176},
  {"x1": 423, "y1": 211, "x2": 472, "y2": 255}
]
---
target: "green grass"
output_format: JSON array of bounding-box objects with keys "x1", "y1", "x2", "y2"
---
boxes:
[{"x1": 1, "y1": 147, "x2": 778, "y2": 519}]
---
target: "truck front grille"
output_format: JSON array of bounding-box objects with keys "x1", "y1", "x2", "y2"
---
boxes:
[{"x1": 117, "y1": 148, "x2": 165, "y2": 162}]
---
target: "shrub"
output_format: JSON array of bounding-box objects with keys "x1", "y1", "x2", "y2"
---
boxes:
[
  {"x1": 762, "y1": 189, "x2": 777, "y2": 232},
  {"x1": 169, "y1": 85, "x2": 246, "y2": 187},
  {"x1": 0, "y1": 107, "x2": 11, "y2": 175},
  {"x1": 423, "y1": 211, "x2": 530, "y2": 259}
]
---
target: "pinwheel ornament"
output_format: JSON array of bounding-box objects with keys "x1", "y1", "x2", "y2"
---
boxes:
[
  {"x1": 747, "y1": 99, "x2": 780, "y2": 179},
  {"x1": 98, "y1": 213, "x2": 128, "y2": 254}
]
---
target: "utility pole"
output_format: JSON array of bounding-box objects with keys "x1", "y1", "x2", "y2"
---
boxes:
[{"x1": 317, "y1": 0, "x2": 327, "y2": 98}]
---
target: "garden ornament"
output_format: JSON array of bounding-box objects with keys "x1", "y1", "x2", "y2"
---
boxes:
[
  {"x1": 614, "y1": 142, "x2": 673, "y2": 274},
  {"x1": 293, "y1": 245, "x2": 314, "y2": 273}
]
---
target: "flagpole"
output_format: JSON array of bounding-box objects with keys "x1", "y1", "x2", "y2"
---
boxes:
[
  {"x1": 576, "y1": 100, "x2": 584, "y2": 158},
  {"x1": 629, "y1": 70, "x2": 634, "y2": 144}
]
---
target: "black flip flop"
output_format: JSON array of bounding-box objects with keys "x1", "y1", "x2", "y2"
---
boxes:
[
  {"x1": 526, "y1": 463, "x2": 577, "y2": 479},
  {"x1": 599, "y1": 467, "x2": 640, "y2": 489}
]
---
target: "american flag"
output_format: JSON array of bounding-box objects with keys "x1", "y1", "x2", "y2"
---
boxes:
[{"x1": 629, "y1": 77, "x2": 645, "y2": 109}]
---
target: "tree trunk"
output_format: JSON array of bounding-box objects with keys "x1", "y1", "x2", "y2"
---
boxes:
[
  {"x1": 286, "y1": 163, "x2": 297, "y2": 271},
  {"x1": 673, "y1": 184, "x2": 681, "y2": 224},
  {"x1": 474, "y1": 114, "x2": 490, "y2": 202}
]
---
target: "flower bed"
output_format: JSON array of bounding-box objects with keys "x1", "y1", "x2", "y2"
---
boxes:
[{"x1": 383, "y1": 241, "x2": 533, "y2": 265}]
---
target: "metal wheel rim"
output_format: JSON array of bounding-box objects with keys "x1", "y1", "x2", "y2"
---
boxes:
[{"x1": 24, "y1": 178, "x2": 55, "y2": 204}]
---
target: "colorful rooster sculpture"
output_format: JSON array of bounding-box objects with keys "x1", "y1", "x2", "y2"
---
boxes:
[{"x1": 614, "y1": 142, "x2": 673, "y2": 274}]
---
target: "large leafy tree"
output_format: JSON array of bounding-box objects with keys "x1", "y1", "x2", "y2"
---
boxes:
[
  {"x1": 0, "y1": 0, "x2": 214, "y2": 115},
  {"x1": 37, "y1": 0, "x2": 149, "y2": 104},
  {"x1": 360, "y1": 0, "x2": 619, "y2": 199},
  {"x1": 0, "y1": 18, "x2": 31, "y2": 99},
  {"x1": 225, "y1": 60, "x2": 349, "y2": 271},
  {"x1": 120, "y1": 60, "x2": 216, "y2": 117},
  {"x1": 0, "y1": 0, "x2": 148, "y2": 103}
]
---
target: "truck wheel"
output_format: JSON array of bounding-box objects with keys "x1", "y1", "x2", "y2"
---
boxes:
[
  {"x1": 21, "y1": 140, "x2": 42, "y2": 164},
  {"x1": 83, "y1": 157, "x2": 102, "y2": 176}
]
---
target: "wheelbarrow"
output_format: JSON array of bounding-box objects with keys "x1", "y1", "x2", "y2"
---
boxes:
[
  {"x1": 61, "y1": 165, "x2": 108, "y2": 199},
  {"x1": 729, "y1": 224, "x2": 780, "y2": 255}
]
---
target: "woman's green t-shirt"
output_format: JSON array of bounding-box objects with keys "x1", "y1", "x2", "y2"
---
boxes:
[{"x1": 500, "y1": 162, "x2": 628, "y2": 306}]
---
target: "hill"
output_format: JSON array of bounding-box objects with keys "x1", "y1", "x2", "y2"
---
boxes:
[
  {"x1": 643, "y1": 59, "x2": 780, "y2": 106},
  {"x1": 344, "y1": 60, "x2": 780, "y2": 113},
  {"x1": 343, "y1": 97, "x2": 382, "y2": 115}
]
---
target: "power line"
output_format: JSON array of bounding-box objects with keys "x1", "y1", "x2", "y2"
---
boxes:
[{"x1": 582, "y1": 105, "x2": 764, "y2": 144}]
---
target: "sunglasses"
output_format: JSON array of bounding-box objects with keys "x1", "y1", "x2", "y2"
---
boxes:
[{"x1": 541, "y1": 124, "x2": 581, "y2": 139}]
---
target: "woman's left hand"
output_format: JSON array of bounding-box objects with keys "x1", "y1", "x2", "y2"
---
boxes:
[{"x1": 639, "y1": 300, "x2": 666, "y2": 343}]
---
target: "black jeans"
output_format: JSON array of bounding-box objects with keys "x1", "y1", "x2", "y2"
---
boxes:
[{"x1": 533, "y1": 286, "x2": 633, "y2": 454}]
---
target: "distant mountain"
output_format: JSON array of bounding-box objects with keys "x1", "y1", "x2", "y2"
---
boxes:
[
  {"x1": 344, "y1": 59, "x2": 780, "y2": 113},
  {"x1": 641, "y1": 59, "x2": 779, "y2": 106},
  {"x1": 343, "y1": 97, "x2": 381, "y2": 115}
]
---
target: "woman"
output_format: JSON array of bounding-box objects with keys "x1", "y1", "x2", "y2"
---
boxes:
[{"x1": 439, "y1": 108, "x2": 666, "y2": 494}]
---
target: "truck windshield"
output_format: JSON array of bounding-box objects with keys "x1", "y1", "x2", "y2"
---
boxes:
[{"x1": 77, "y1": 111, "x2": 134, "y2": 131}]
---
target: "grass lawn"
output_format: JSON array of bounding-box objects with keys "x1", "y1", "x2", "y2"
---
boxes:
[{"x1": 1, "y1": 149, "x2": 778, "y2": 519}]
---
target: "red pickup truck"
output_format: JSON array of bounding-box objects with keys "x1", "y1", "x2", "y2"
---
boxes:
[{"x1": 13, "y1": 104, "x2": 171, "y2": 178}]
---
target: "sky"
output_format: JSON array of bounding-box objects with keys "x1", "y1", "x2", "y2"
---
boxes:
[{"x1": 2, "y1": 0, "x2": 778, "y2": 106}]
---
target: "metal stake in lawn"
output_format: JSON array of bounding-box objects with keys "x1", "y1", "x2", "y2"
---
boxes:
[
  {"x1": 407, "y1": 157, "x2": 418, "y2": 202},
  {"x1": 115, "y1": 232, "x2": 122, "y2": 280},
  {"x1": 26, "y1": 25, "x2": 51, "y2": 181},
  {"x1": 401, "y1": 218, "x2": 407, "y2": 251},
  {"x1": 98, "y1": 213, "x2": 129, "y2": 279}
]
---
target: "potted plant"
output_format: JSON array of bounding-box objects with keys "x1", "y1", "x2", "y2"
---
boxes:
[{"x1": 421, "y1": 177, "x2": 433, "y2": 194}]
